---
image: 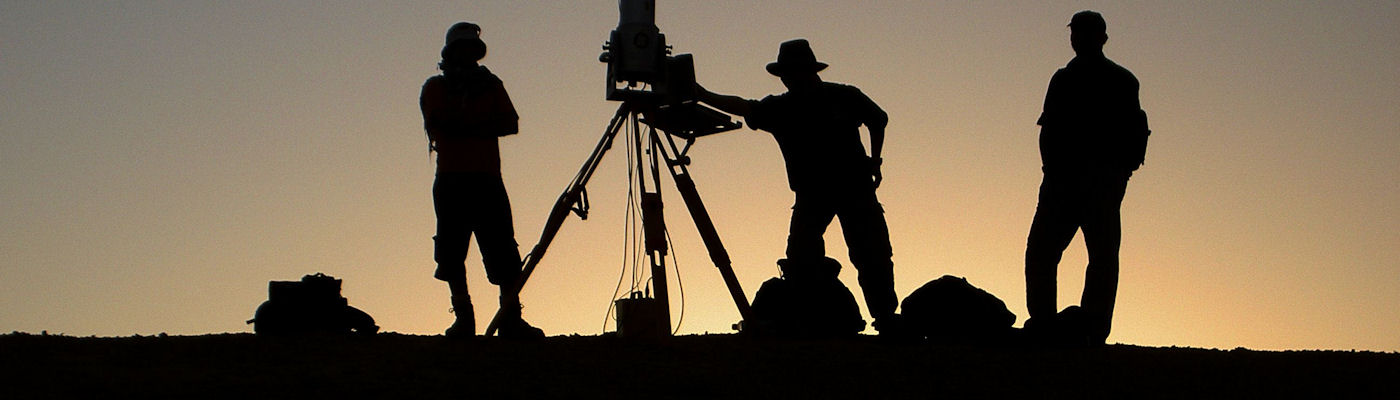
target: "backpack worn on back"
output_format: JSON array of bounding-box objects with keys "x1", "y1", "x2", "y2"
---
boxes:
[{"x1": 248, "y1": 273, "x2": 378, "y2": 336}]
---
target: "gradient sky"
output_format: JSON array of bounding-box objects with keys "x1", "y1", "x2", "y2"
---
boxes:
[{"x1": 2, "y1": 1, "x2": 1396, "y2": 351}]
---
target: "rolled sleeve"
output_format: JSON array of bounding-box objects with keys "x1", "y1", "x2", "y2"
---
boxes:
[{"x1": 743, "y1": 97, "x2": 774, "y2": 131}]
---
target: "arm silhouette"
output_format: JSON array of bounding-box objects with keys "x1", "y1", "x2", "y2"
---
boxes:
[
  {"x1": 696, "y1": 84, "x2": 753, "y2": 117},
  {"x1": 869, "y1": 121, "x2": 886, "y2": 188},
  {"x1": 859, "y1": 91, "x2": 889, "y2": 188}
]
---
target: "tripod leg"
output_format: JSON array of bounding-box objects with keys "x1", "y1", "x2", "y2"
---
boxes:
[
  {"x1": 484, "y1": 104, "x2": 630, "y2": 336},
  {"x1": 640, "y1": 191, "x2": 673, "y2": 333},
  {"x1": 653, "y1": 135, "x2": 756, "y2": 329}
]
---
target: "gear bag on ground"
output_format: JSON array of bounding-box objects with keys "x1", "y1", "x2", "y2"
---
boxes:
[
  {"x1": 750, "y1": 257, "x2": 866, "y2": 338},
  {"x1": 249, "y1": 273, "x2": 378, "y2": 336},
  {"x1": 900, "y1": 275, "x2": 1016, "y2": 344}
]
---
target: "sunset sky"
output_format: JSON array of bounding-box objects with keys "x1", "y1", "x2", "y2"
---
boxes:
[{"x1": 2, "y1": 1, "x2": 1396, "y2": 351}]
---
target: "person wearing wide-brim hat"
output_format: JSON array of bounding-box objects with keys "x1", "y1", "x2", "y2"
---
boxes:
[
  {"x1": 419, "y1": 21, "x2": 543, "y2": 340},
  {"x1": 763, "y1": 39, "x2": 829, "y2": 77},
  {"x1": 697, "y1": 39, "x2": 905, "y2": 337}
]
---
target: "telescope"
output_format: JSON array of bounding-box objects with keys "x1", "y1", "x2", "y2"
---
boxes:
[{"x1": 599, "y1": 0, "x2": 735, "y2": 139}]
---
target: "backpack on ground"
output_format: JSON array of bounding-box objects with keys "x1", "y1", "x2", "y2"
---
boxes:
[
  {"x1": 248, "y1": 273, "x2": 378, "y2": 336},
  {"x1": 900, "y1": 275, "x2": 1016, "y2": 344},
  {"x1": 750, "y1": 257, "x2": 866, "y2": 338}
]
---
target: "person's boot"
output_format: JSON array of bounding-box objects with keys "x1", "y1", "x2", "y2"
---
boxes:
[
  {"x1": 495, "y1": 295, "x2": 544, "y2": 340},
  {"x1": 445, "y1": 295, "x2": 475, "y2": 339},
  {"x1": 1022, "y1": 314, "x2": 1057, "y2": 347},
  {"x1": 873, "y1": 313, "x2": 915, "y2": 342},
  {"x1": 497, "y1": 315, "x2": 544, "y2": 340}
]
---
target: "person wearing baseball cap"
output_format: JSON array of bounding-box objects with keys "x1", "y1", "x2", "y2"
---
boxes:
[
  {"x1": 697, "y1": 39, "x2": 904, "y2": 338},
  {"x1": 420, "y1": 21, "x2": 543, "y2": 340},
  {"x1": 1023, "y1": 11, "x2": 1151, "y2": 347}
]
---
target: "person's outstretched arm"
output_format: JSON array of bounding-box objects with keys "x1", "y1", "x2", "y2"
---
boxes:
[{"x1": 696, "y1": 84, "x2": 753, "y2": 117}]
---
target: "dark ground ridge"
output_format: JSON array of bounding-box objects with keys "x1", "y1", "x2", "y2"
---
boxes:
[{"x1": 2, "y1": 332, "x2": 1397, "y2": 399}]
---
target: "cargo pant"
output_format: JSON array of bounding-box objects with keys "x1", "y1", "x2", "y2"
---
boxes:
[
  {"x1": 433, "y1": 172, "x2": 522, "y2": 286},
  {"x1": 785, "y1": 186, "x2": 897, "y2": 320}
]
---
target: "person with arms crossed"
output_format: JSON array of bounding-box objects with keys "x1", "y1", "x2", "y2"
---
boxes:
[{"x1": 420, "y1": 22, "x2": 544, "y2": 339}]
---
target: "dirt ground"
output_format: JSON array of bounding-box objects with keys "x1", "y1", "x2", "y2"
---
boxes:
[{"x1": 2, "y1": 332, "x2": 1396, "y2": 399}]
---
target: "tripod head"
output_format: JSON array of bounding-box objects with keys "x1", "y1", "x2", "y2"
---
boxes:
[{"x1": 599, "y1": 0, "x2": 740, "y2": 139}]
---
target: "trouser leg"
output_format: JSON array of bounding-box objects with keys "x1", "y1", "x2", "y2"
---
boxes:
[
  {"x1": 476, "y1": 177, "x2": 523, "y2": 287},
  {"x1": 467, "y1": 177, "x2": 540, "y2": 339},
  {"x1": 433, "y1": 176, "x2": 471, "y2": 282},
  {"x1": 785, "y1": 198, "x2": 836, "y2": 261},
  {"x1": 838, "y1": 194, "x2": 897, "y2": 320},
  {"x1": 436, "y1": 175, "x2": 478, "y2": 337},
  {"x1": 1025, "y1": 176, "x2": 1080, "y2": 321},
  {"x1": 1080, "y1": 178, "x2": 1128, "y2": 342}
]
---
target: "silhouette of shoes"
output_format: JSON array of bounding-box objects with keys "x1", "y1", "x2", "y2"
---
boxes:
[
  {"x1": 497, "y1": 318, "x2": 545, "y2": 340},
  {"x1": 1021, "y1": 316, "x2": 1057, "y2": 346},
  {"x1": 1024, "y1": 306, "x2": 1099, "y2": 348},
  {"x1": 445, "y1": 318, "x2": 475, "y2": 339},
  {"x1": 873, "y1": 314, "x2": 915, "y2": 342},
  {"x1": 445, "y1": 295, "x2": 475, "y2": 339}
]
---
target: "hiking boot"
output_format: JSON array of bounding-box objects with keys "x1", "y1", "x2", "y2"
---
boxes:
[
  {"x1": 873, "y1": 314, "x2": 916, "y2": 342},
  {"x1": 445, "y1": 295, "x2": 475, "y2": 339},
  {"x1": 495, "y1": 294, "x2": 544, "y2": 340},
  {"x1": 445, "y1": 319, "x2": 474, "y2": 339},
  {"x1": 1022, "y1": 316, "x2": 1056, "y2": 346},
  {"x1": 496, "y1": 317, "x2": 545, "y2": 340},
  {"x1": 1025, "y1": 306, "x2": 1099, "y2": 348}
]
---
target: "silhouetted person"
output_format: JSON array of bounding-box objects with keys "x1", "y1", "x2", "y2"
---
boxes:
[
  {"x1": 420, "y1": 22, "x2": 542, "y2": 339},
  {"x1": 1024, "y1": 11, "x2": 1150, "y2": 346},
  {"x1": 697, "y1": 39, "x2": 902, "y2": 335}
]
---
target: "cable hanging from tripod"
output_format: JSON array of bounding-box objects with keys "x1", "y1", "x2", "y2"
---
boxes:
[
  {"x1": 629, "y1": 111, "x2": 648, "y2": 295},
  {"x1": 602, "y1": 160, "x2": 636, "y2": 333},
  {"x1": 604, "y1": 107, "x2": 649, "y2": 333}
]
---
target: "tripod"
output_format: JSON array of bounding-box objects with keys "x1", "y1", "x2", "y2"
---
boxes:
[{"x1": 484, "y1": 101, "x2": 754, "y2": 336}]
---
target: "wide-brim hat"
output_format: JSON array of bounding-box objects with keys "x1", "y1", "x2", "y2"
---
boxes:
[
  {"x1": 442, "y1": 21, "x2": 487, "y2": 61},
  {"x1": 766, "y1": 39, "x2": 828, "y2": 77}
]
